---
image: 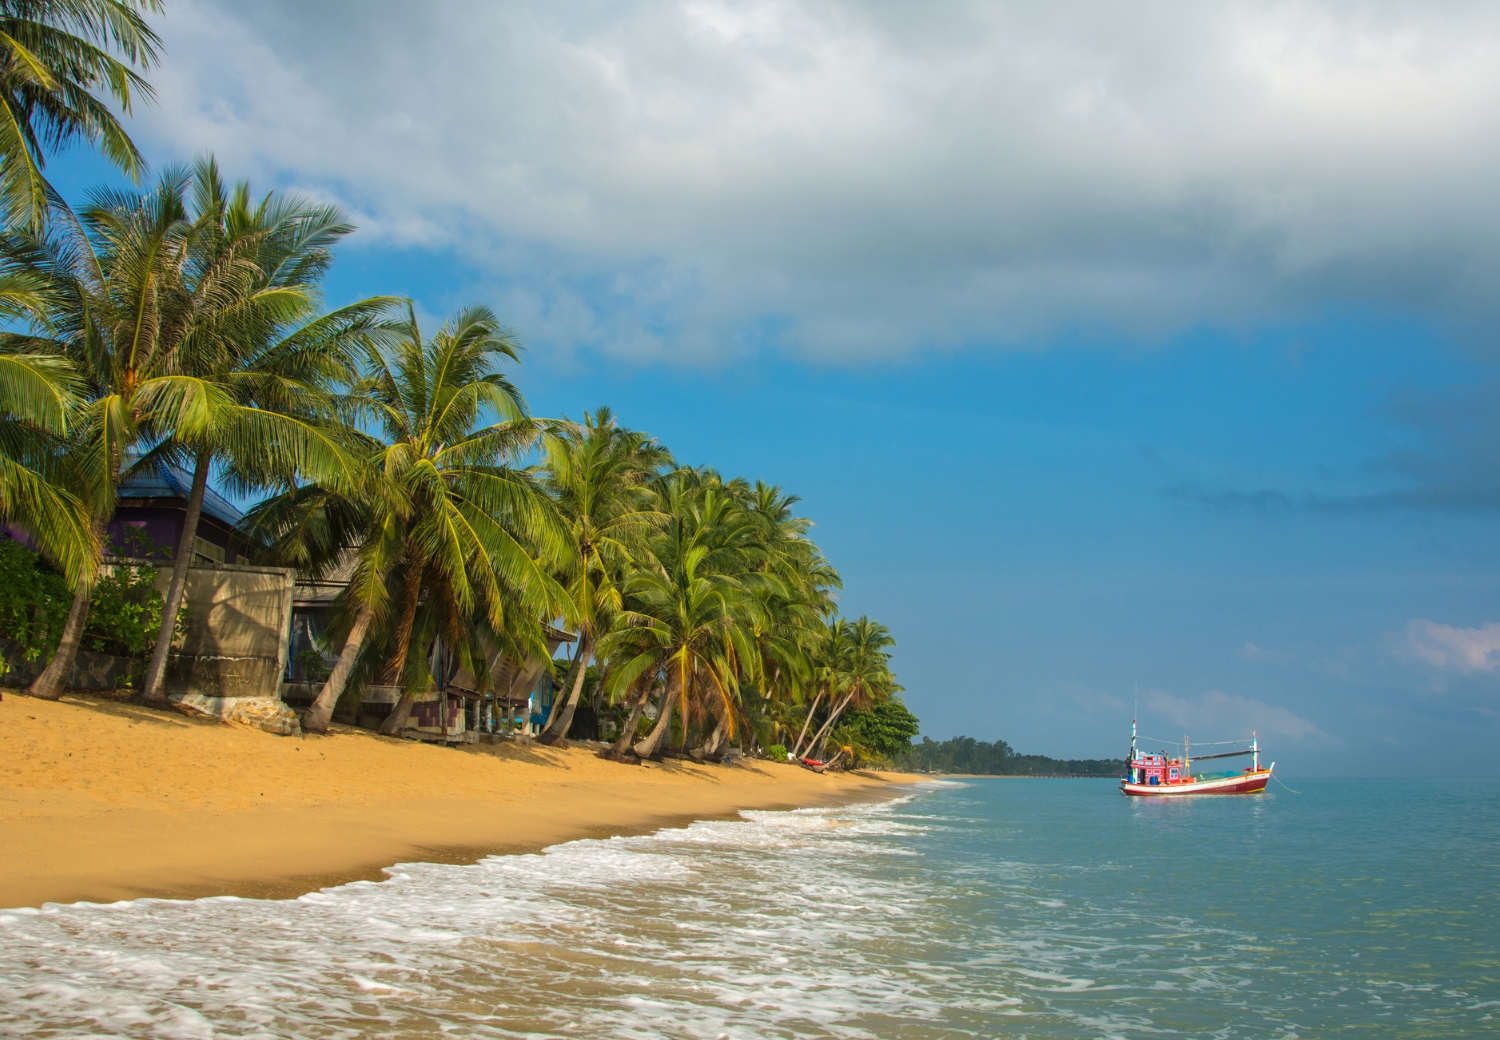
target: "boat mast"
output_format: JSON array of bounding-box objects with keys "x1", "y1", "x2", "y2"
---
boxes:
[
  {"x1": 1130, "y1": 685, "x2": 1138, "y2": 770},
  {"x1": 1252, "y1": 730, "x2": 1259, "y2": 771},
  {"x1": 1184, "y1": 733, "x2": 1190, "y2": 776}
]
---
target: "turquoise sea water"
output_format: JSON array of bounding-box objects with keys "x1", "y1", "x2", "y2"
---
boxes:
[{"x1": 1, "y1": 778, "x2": 1496, "y2": 1038}]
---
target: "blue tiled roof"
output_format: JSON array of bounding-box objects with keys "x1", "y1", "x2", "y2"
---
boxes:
[{"x1": 116, "y1": 461, "x2": 245, "y2": 528}]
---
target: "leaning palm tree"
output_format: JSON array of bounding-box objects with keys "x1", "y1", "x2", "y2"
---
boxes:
[
  {"x1": 239, "y1": 464, "x2": 392, "y2": 733},
  {"x1": 292, "y1": 304, "x2": 568, "y2": 736},
  {"x1": 790, "y1": 616, "x2": 849, "y2": 759},
  {"x1": 535, "y1": 407, "x2": 670, "y2": 745},
  {"x1": 800, "y1": 616, "x2": 897, "y2": 761},
  {"x1": 13, "y1": 169, "x2": 341, "y2": 701},
  {"x1": 1, "y1": 0, "x2": 162, "y2": 229},
  {"x1": 136, "y1": 158, "x2": 394, "y2": 705}
]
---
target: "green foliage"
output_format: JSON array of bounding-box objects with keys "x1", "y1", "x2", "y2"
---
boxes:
[
  {"x1": 842, "y1": 699, "x2": 920, "y2": 761},
  {"x1": 82, "y1": 562, "x2": 167, "y2": 657},
  {"x1": 767, "y1": 743, "x2": 789, "y2": 762},
  {"x1": 76, "y1": 524, "x2": 184, "y2": 658},
  {"x1": 294, "y1": 647, "x2": 333, "y2": 683},
  {"x1": 0, "y1": 537, "x2": 70, "y2": 660},
  {"x1": 896, "y1": 735, "x2": 1124, "y2": 777}
]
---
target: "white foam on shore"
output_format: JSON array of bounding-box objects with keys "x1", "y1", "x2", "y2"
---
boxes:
[{"x1": 0, "y1": 794, "x2": 973, "y2": 1039}]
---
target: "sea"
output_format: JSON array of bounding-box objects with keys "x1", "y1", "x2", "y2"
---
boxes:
[{"x1": 1, "y1": 778, "x2": 1496, "y2": 1039}]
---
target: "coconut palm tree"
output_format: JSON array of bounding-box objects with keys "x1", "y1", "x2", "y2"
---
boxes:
[
  {"x1": 239, "y1": 463, "x2": 392, "y2": 733},
  {"x1": 0, "y1": 345, "x2": 92, "y2": 583},
  {"x1": 136, "y1": 158, "x2": 394, "y2": 705},
  {"x1": 603, "y1": 476, "x2": 770, "y2": 758},
  {"x1": 799, "y1": 616, "x2": 897, "y2": 761},
  {"x1": 1, "y1": 0, "x2": 162, "y2": 229},
  {"x1": 790, "y1": 615, "x2": 849, "y2": 759},
  {"x1": 12, "y1": 168, "x2": 344, "y2": 700},
  {"x1": 535, "y1": 407, "x2": 670, "y2": 745},
  {"x1": 249, "y1": 305, "x2": 570, "y2": 736},
  {"x1": 341, "y1": 304, "x2": 569, "y2": 736}
]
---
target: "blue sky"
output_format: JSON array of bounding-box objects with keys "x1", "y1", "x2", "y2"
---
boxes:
[{"x1": 52, "y1": 1, "x2": 1500, "y2": 774}]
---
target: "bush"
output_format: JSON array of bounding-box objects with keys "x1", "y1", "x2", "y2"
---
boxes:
[
  {"x1": 83, "y1": 527, "x2": 186, "y2": 660},
  {"x1": 0, "y1": 537, "x2": 72, "y2": 661},
  {"x1": 84, "y1": 562, "x2": 171, "y2": 657},
  {"x1": 767, "y1": 743, "x2": 789, "y2": 762},
  {"x1": 842, "y1": 700, "x2": 921, "y2": 761},
  {"x1": 0, "y1": 534, "x2": 187, "y2": 671}
]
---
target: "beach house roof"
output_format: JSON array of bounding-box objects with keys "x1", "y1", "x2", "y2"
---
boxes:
[{"x1": 116, "y1": 461, "x2": 245, "y2": 528}]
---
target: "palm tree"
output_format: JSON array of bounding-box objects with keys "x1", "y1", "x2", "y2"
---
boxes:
[
  {"x1": 535, "y1": 407, "x2": 670, "y2": 745},
  {"x1": 339, "y1": 304, "x2": 567, "y2": 737},
  {"x1": 1, "y1": 0, "x2": 162, "y2": 229},
  {"x1": 603, "y1": 476, "x2": 768, "y2": 758},
  {"x1": 790, "y1": 616, "x2": 848, "y2": 759},
  {"x1": 0, "y1": 345, "x2": 92, "y2": 583},
  {"x1": 136, "y1": 158, "x2": 393, "y2": 705},
  {"x1": 799, "y1": 616, "x2": 897, "y2": 761},
  {"x1": 239, "y1": 467, "x2": 389, "y2": 733},
  {"x1": 10, "y1": 168, "x2": 337, "y2": 700}
]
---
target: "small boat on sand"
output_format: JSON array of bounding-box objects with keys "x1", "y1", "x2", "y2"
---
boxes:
[{"x1": 1121, "y1": 720, "x2": 1272, "y2": 796}]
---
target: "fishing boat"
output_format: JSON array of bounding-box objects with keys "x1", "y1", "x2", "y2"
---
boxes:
[{"x1": 1121, "y1": 720, "x2": 1273, "y2": 796}]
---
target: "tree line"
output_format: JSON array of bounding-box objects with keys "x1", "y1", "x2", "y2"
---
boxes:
[
  {"x1": 896, "y1": 736, "x2": 1124, "y2": 777},
  {"x1": 0, "y1": 1, "x2": 915, "y2": 767}
]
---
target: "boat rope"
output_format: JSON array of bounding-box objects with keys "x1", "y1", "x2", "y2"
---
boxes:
[
  {"x1": 1271, "y1": 773, "x2": 1300, "y2": 795},
  {"x1": 1138, "y1": 736, "x2": 1252, "y2": 748}
]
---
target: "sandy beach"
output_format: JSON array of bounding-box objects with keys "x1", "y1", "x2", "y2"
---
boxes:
[{"x1": 0, "y1": 693, "x2": 917, "y2": 909}]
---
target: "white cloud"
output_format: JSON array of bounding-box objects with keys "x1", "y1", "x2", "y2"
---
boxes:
[
  {"x1": 1238, "y1": 641, "x2": 1284, "y2": 663},
  {"x1": 1400, "y1": 619, "x2": 1500, "y2": 673},
  {"x1": 1144, "y1": 688, "x2": 1324, "y2": 740},
  {"x1": 131, "y1": 1, "x2": 1500, "y2": 361}
]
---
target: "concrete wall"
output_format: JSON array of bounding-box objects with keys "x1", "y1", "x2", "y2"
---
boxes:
[{"x1": 152, "y1": 561, "x2": 295, "y2": 701}]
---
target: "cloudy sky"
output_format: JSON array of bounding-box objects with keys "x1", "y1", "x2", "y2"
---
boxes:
[{"x1": 56, "y1": 0, "x2": 1500, "y2": 773}]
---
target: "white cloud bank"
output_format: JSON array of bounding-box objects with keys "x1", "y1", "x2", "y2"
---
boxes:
[
  {"x1": 136, "y1": 1, "x2": 1500, "y2": 361},
  {"x1": 1400, "y1": 619, "x2": 1500, "y2": 673},
  {"x1": 1145, "y1": 688, "x2": 1324, "y2": 740}
]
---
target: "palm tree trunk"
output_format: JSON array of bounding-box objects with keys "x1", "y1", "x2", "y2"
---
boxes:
[
  {"x1": 632, "y1": 678, "x2": 679, "y2": 759},
  {"x1": 610, "y1": 685, "x2": 650, "y2": 756},
  {"x1": 804, "y1": 691, "x2": 855, "y2": 760},
  {"x1": 378, "y1": 562, "x2": 425, "y2": 736},
  {"x1": 141, "y1": 449, "x2": 210, "y2": 705},
  {"x1": 28, "y1": 515, "x2": 107, "y2": 701},
  {"x1": 691, "y1": 715, "x2": 726, "y2": 760},
  {"x1": 791, "y1": 689, "x2": 825, "y2": 757},
  {"x1": 302, "y1": 605, "x2": 371, "y2": 734},
  {"x1": 538, "y1": 631, "x2": 592, "y2": 745}
]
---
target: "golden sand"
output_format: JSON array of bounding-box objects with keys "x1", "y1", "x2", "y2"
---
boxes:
[{"x1": 0, "y1": 693, "x2": 916, "y2": 909}]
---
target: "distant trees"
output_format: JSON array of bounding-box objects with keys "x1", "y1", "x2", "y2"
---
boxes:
[{"x1": 896, "y1": 736, "x2": 1123, "y2": 777}]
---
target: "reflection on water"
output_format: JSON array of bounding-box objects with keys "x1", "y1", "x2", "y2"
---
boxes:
[{"x1": 1, "y1": 779, "x2": 1496, "y2": 1038}]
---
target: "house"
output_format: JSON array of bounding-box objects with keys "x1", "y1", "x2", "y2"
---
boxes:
[{"x1": 110, "y1": 463, "x2": 256, "y2": 565}]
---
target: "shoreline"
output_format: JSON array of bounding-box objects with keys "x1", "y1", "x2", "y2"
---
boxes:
[{"x1": 1, "y1": 693, "x2": 919, "y2": 909}]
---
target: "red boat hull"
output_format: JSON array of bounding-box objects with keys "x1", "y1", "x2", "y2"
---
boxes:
[{"x1": 1120, "y1": 767, "x2": 1272, "y2": 796}]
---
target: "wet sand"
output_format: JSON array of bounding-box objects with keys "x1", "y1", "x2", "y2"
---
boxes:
[{"x1": 0, "y1": 693, "x2": 916, "y2": 909}]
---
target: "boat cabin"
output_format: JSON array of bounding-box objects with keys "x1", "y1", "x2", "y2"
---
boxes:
[{"x1": 1129, "y1": 753, "x2": 1189, "y2": 786}]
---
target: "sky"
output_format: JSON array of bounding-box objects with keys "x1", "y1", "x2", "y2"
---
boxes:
[{"x1": 48, "y1": 0, "x2": 1500, "y2": 774}]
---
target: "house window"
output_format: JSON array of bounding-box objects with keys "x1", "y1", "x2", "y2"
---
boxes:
[{"x1": 193, "y1": 536, "x2": 225, "y2": 564}]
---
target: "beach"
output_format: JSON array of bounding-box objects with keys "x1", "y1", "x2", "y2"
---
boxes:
[{"x1": 0, "y1": 693, "x2": 914, "y2": 909}]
